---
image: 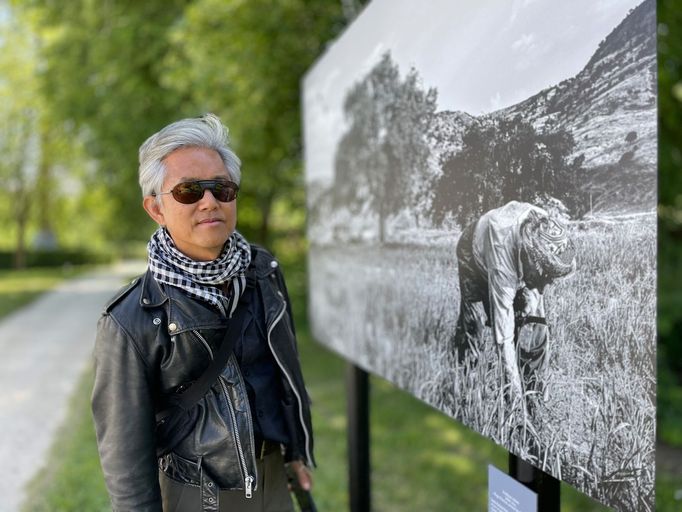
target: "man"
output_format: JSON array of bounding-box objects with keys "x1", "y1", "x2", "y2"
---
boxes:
[
  {"x1": 452, "y1": 200, "x2": 576, "y2": 403},
  {"x1": 92, "y1": 114, "x2": 314, "y2": 512}
]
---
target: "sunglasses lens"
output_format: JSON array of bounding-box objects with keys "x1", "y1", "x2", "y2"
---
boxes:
[
  {"x1": 171, "y1": 182, "x2": 204, "y2": 204},
  {"x1": 169, "y1": 181, "x2": 238, "y2": 204},
  {"x1": 213, "y1": 182, "x2": 238, "y2": 202}
]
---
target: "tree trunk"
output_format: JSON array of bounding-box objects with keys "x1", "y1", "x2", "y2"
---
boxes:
[
  {"x1": 257, "y1": 193, "x2": 275, "y2": 246},
  {"x1": 378, "y1": 197, "x2": 386, "y2": 245},
  {"x1": 14, "y1": 201, "x2": 29, "y2": 269},
  {"x1": 33, "y1": 142, "x2": 58, "y2": 250},
  {"x1": 36, "y1": 134, "x2": 54, "y2": 235}
]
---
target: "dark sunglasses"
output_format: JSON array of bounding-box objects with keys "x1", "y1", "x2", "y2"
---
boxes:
[{"x1": 153, "y1": 180, "x2": 239, "y2": 204}]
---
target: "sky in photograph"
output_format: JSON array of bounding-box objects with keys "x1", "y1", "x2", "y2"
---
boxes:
[{"x1": 303, "y1": 0, "x2": 644, "y2": 184}]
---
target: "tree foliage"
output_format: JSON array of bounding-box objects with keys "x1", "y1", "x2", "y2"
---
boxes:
[
  {"x1": 333, "y1": 52, "x2": 437, "y2": 242},
  {"x1": 11, "y1": 0, "x2": 355, "y2": 246},
  {"x1": 16, "y1": 0, "x2": 190, "y2": 241},
  {"x1": 160, "y1": 0, "x2": 349, "y2": 244},
  {"x1": 3, "y1": 0, "x2": 366, "y2": 250},
  {"x1": 432, "y1": 117, "x2": 586, "y2": 227},
  {"x1": 0, "y1": 7, "x2": 40, "y2": 266},
  {"x1": 658, "y1": 0, "x2": 682, "y2": 386}
]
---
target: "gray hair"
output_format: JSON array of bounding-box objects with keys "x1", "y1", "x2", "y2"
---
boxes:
[{"x1": 138, "y1": 113, "x2": 242, "y2": 197}]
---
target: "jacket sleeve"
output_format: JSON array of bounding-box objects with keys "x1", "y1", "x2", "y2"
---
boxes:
[
  {"x1": 482, "y1": 221, "x2": 524, "y2": 397},
  {"x1": 91, "y1": 313, "x2": 162, "y2": 512},
  {"x1": 272, "y1": 266, "x2": 316, "y2": 466},
  {"x1": 274, "y1": 266, "x2": 298, "y2": 339},
  {"x1": 483, "y1": 226, "x2": 518, "y2": 348}
]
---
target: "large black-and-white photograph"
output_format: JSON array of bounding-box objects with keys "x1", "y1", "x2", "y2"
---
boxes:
[{"x1": 303, "y1": 0, "x2": 656, "y2": 509}]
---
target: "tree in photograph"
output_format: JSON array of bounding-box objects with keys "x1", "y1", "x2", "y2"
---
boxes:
[
  {"x1": 333, "y1": 52, "x2": 437, "y2": 242},
  {"x1": 430, "y1": 120, "x2": 489, "y2": 227},
  {"x1": 431, "y1": 116, "x2": 586, "y2": 227},
  {"x1": 539, "y1": 124, "x2": 588, "y2": 217}
]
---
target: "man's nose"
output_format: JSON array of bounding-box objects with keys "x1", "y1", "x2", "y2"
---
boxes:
[{"x1": 197, "y1": 188, "x2": 220, "y2": 209}]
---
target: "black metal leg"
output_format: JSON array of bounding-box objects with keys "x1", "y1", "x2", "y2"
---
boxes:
[
  {"x1": 509, "y1": 453, "x2": 560, "y2": 511},
  {"x1": 347, "y1": 364, "x2": 371, "y2": 512}
]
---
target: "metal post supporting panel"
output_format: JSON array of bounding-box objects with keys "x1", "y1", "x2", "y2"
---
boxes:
[
  {"x1": 347, "y1": 364, "x2": 371, "y2": 512},
  {"x1": 509, "y1": 452, "x2": 560, "y2": 511}
]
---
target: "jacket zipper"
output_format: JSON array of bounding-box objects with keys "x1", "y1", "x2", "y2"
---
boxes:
[
  {"x1": 267, "y1": 292, "x2": 314, "y2": 467},
  {"x1": 218, "y1": 374, "x2": 255, "y2": 498},
  {"x1": 194, "y1": 329, "x2": 255, "y2": 498},
  {"x1": 192, "y1": 330, "x2": 214, "y2": 360}
]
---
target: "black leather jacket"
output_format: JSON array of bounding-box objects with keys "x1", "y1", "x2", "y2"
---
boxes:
[{"x1": 91, "y1": 245, "x2": 314, "y2": 512}]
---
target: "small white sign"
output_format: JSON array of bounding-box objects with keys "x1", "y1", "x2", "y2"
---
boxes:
[{"x1": 488, "y1": 465, "x2": 537, "y2": 512}]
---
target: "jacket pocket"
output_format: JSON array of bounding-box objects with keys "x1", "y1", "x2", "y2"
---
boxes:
[
  {"x1": 159, "y1": 451, "x2": 202, "y2": 487},
  {"x1": 156, "y1": 406, "x2": 200, "y2": 457}
]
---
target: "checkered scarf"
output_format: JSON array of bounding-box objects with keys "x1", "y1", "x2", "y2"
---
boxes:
[{"x1": 147, "y1": 227, "x2": 252, "y2": 317}]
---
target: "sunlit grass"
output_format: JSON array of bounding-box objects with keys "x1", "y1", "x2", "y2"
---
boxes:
[{"x1": 21, "y1": 367, "x2": 110, "y2": 512}]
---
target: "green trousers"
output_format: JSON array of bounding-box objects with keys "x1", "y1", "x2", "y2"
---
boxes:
[{"x1": 159, "y1": 449, "x2": 294, "y2": 512}]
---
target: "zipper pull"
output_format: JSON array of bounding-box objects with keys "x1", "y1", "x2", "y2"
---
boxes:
[{"x1": 245, "y1": 475, "x2": 254, "y2": 499}]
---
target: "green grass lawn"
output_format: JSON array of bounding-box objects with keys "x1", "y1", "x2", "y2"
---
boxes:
[
  {"x1": 14, "y1": 258, "x2": 682, "y2": 511},
  {"x1": 21, "y1": 367, "x2": 111, "y2": 512}
]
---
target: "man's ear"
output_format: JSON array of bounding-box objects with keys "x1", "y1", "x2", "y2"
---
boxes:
[{"x1": 143, "y1": 196, "x2": 166, "y2": 226}]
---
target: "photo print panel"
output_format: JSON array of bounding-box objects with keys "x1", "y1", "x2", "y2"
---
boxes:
[{"x1": 303, "y1": 1, "x2": 656, "y2": 509}]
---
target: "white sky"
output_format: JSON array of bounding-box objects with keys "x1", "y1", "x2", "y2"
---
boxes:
[{"x1": 303, "y1": 0, "x2": 645, "y2": 184}]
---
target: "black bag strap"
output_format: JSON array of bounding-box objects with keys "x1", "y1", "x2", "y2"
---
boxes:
[{"x1": 156, "y1": 301, "x2": 248, "y2": 424}]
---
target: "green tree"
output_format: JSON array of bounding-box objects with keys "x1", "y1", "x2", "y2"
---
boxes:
[
  {"x1": 161, "y1": 0, "x2": 350, "y2": 245},
  {"x1": 658, "y1": 0, "x2": 682, "y2": 392},
  {"x1": 0, "y1": 7, "x2": 40, "y2": 267},
  {"x1": 17, "y1": 0, "x2": 367, "y2": 248},
  {"x1": 18, "y1": 0, "x2": 189, "y2": 242}
]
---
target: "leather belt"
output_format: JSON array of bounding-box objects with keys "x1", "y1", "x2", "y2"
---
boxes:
[{"x1": 254, "y1": 439, "x2": 280, "y2": 459}]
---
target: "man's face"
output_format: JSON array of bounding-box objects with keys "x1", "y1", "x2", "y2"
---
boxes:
[{"x1": 143, "y1": 146, "x2": 237, "y2": 261}]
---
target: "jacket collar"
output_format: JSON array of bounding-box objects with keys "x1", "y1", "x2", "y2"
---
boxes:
[
  {"x1": 137, "y1": 243, "x2": 283, "y2": 334},
  {"x1": 249, "y1": 245, "x2": 288, "y2": 322},
  {"x1": 139, "y1": 270, "x2": 167, "y2": 308},
  {"x1": 138, "y1": 270, "x2": 226, "y2": 334},
  {"x1": 249, "y1": 244, "x2": 279, "y2": 279}
]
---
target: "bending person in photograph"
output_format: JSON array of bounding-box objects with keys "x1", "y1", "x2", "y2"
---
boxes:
[
  {"x1": 91, "y1": 114, "x2": 314, "y2": 512},
  {"x1": 452, "y1": 200, "x2": 576, "y2": 405}
]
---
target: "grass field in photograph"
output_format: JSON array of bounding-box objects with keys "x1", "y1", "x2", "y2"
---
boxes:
[{"x1": 309, "y1": 214, "x2": 656, "y2": 511}]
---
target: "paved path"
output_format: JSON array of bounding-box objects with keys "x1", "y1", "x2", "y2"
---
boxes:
[{"x1": 0, "y1": 261, "x2": 146, "y2": 512}]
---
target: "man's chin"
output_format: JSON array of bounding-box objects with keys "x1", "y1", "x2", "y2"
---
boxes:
[{"x1": 197, "y1": 229, "x2": 232, "y2": 246}]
